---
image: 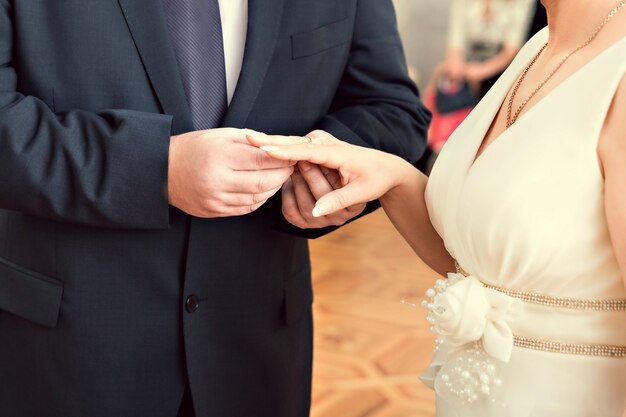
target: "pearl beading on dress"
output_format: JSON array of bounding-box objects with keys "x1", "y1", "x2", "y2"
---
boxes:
[
  {"x1": 422, "y1": 273, "x2": 465, "y2": 333},
  {"x1": 435, "y1": 341, "x2": 504, "y2": 405}
]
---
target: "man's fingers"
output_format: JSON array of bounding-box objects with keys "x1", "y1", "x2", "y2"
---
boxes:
[
  {"x1": 296, "y1": 163, "x2": 366, "y2": 220},
  {"x1": 220, "y1": 201, "x2": 266, "y2": 217},
  {"x1": 228, "y1": 166, "x2": 294, "y2": 194},
  {"x1": 282, "y1": 172, "x2": 366, "y2": 229},
  {"x1": 230, "y1": 143, "x2": 296, "y2": 170},
  {"x1": 321, "y1": 168, "x2": 344, "y2": 190},
  {"x1": 281, "y1": 178, "x2": 308, "y2": 228},
  {"x1": 291, "y1": 170, "x2": 317, "y2": 216},
  {"x1": 297, "y1": 161, "x2": 334, "y2": 200},
  {"x1": 308, "y1": 165, "x2": 364, "y2": 215},
  {"x1": 220, "y1": 185, "x2": 282, "y2": 207}
]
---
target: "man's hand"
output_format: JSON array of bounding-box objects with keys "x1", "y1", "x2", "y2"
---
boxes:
[
  {"x1": 280, "y1": 131, "x2": 366, "y2": 229},
  {"x1": 168, "y1": 128, "x2": 294, "y2": 218}
]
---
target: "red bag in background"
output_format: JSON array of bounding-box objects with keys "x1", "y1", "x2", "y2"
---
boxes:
[{"x1": 424, "y1": 80, "x2": 474, "y2": 152}]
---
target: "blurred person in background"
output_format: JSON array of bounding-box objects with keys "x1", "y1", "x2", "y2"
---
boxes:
[
  {"x1": 417, "y1": 0, "x2": 536, "y2": 173},
  {"x1": 441, "y1": 0, "x2": 536, "y2": 97}
]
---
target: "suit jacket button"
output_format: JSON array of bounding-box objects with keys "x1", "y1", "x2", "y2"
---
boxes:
[{"x1": 186, "y1": 295, "x2": 199, "y2": 313}]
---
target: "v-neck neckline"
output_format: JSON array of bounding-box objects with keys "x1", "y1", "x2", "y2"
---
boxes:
[{"x1": 467, "y1": 33, "x2": 626, "y2": 172}]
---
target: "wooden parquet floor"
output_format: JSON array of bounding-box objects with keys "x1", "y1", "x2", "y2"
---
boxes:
[{"x1": 309, "y1": 210, "x2": 440, "y2": 417}]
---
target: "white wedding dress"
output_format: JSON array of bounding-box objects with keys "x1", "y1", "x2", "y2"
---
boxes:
[{"x1": 423, "y1": 28, "x2": 626, "y2": 416}]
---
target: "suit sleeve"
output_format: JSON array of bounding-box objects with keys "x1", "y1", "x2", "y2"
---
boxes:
[
  {"x1": 275, "y1": 0, "x2": 431, "y2": 239},
  {"x1": 0, "y1": 0, "x2": 172, "y2": 229}
]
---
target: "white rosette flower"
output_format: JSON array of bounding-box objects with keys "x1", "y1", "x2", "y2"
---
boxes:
[{"x1": 420, "y1": 272, "x2": 523, "y2": 405}]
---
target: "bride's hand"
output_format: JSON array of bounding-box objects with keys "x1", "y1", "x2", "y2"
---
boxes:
[{"x1": 246, "y1": 130, "x2": 415, "y2": 217}]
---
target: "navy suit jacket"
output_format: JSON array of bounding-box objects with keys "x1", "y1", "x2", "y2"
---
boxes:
[{"x1": 0, "y1": 1, "x2": 429, "y2": 416}]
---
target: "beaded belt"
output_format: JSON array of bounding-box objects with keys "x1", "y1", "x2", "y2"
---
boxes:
[{"x1": 455, "y1": 262, "x2": 626, "y2": 357}]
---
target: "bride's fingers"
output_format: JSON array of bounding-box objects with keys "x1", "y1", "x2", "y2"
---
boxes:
[
  {"x1": 245, "y1": 133, "x2": 309, "y2": 148},
  {"x1": 257, "y1": 141, "x2": 342, "y2": 168}
]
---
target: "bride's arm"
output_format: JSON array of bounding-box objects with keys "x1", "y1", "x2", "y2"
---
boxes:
[
  {"x1": 598, "y1": 75, "x2": 626, "y2": 416},
  {"x1": 379, "y1": 165, "x2": 455, "y2": 276},
  {"x1": 580, "y1": 72, "x2": 626, "y2": 417},
  {"x1": 247, "y1": 131, "x2": 454, "y2": 276},
  {"x1": 599, "y1": 75, "x2": 626, "y2": 288}
]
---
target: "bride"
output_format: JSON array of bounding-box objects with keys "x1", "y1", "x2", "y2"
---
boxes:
[{"x1": 248, "y1": 0, "x2": 626, "y2": 415}]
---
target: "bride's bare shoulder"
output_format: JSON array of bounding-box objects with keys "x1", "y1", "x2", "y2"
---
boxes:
[
  {"x1": 597, "y1": 70, "x2": 626, "y2": 171},
  {"x1": 598, "y1": 70, "x2": 626, "y2": 276}
]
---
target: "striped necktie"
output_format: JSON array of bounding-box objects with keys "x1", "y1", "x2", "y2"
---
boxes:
[{"x1": 163, "y1": 0, "x2": 228, "y2": 130}]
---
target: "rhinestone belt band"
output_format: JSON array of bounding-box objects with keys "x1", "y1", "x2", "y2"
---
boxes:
[
  {"x1": 451, "y1": 262, "x2": 626, "y2": 357},
  {"x1": 483, "y1": 282, "x2": 626, "y2": 310},
  {"x1": 455, "y1": 262, "x2": 626, "y2": 311},
  {"x1": 513, "y1": 336, "x2": 626, "y2": 357}
]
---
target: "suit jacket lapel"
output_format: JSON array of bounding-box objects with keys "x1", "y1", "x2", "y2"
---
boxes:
[
  {"x1": 117, "y1": 0, "x2": 194, "y2": 133},
  {"x1": 222, "y1": 0, "x2": 285, "y2": 128},
  {"x1": 117, "y1": 0, "x2": 284, "y2": 131}
]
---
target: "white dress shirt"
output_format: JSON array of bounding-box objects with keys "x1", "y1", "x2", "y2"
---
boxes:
[{"x1": 218, "y1": 0, "x2": 248, "y2": 105}]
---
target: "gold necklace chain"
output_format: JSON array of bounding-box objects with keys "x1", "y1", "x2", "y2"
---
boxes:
[{"x1": 506, "y1": 0, "x2": 626, "y2": 128}]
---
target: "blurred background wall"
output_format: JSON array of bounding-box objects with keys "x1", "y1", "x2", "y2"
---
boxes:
[{"x1": 393, "y1": 0, "x2": 453, "y2": 88}]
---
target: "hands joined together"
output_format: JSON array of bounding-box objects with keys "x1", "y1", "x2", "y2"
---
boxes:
[{"x1": 168, "y1": 128, "x2": 402, "y2": 229}]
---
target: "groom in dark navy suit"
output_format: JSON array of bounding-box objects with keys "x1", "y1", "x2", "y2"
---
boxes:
[{"x1": 0, "y1": 0, "x2": 428, "y2": 416}]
